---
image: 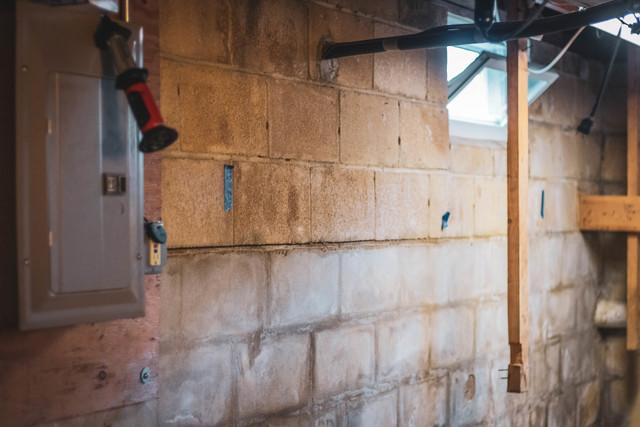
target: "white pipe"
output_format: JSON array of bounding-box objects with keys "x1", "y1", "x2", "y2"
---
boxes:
[{"x1": 594, "y1": 299, "x2": 626, "y2": 329}]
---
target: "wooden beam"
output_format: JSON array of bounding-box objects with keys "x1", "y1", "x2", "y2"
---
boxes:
[
  {"x1": 579, "y1": 195, "x2": 640, "y2": 232},
  {"x1": 628, "y1": 46, "x2": 640, "y2": 350},
  {"x1": 506, "y1": 1, "x2": 529, "y2": 394}
]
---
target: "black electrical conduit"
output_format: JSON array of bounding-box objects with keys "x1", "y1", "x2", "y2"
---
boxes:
[{"x1": 321, "y1": 0, "x2": 640, "y2": 59}]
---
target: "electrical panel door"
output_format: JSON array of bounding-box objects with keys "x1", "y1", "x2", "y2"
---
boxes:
[{"x1": 16, "y1": 1, "x2": 145, "y2": 329}]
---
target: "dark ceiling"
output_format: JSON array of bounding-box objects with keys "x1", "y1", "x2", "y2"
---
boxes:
[{"x1": 436, "y1": 0, "x2": 629, "y2": 63}]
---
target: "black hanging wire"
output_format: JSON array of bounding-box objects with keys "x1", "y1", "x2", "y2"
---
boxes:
[{"x1": 577, "y1": 26, "x2": 623, "y2": 135}]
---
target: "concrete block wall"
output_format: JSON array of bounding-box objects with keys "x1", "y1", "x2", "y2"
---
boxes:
[{"x1": 153, "y1": 1, "x2": 629, "y2": 426}]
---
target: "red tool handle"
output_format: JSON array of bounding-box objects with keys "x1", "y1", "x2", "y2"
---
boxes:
[{"x1": 125, "y1": 82, "x2": 164, "y2": 133}]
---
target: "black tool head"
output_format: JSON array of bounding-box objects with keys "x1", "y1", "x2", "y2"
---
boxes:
[
  {"x1": 139, "y1": 125, "x2": 179, "y2": 153},
  {"x1": 94, "y1": 15, "x2": 131, "y2": 50}
]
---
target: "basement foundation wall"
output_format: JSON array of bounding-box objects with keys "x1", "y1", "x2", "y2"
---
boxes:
[
  {"x1": 1, "y1": 1, "x2": 634, "y2": 426},
  {"x1": 153, "y1": 1, "x2": 631, "y2": 425}
]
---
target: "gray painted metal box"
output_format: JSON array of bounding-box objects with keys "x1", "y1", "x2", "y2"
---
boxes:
[{"x1": 16, "y1": 1, "x2": 145, "y2": 329}]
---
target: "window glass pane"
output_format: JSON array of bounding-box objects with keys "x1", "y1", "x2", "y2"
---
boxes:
[
  {"x1": 448, "y1": 67, "x2": 508, "y2": 126},
  {"x1": 447, "y1": 14, "x2": 507, "y2": 56},
  {"x1": 528, "y1": 77, "x2": 549, "y2": 102},
  {"x1": 448, "y1": 68, "x2": 552, "y2": 126},
  {"x1": 447, "y1": 47, "x2": 479, "y2": 81}
]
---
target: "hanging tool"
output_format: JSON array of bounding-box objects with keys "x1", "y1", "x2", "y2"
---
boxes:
[{"x1": 95, "y1": 15, "x2": 178, "y2": 153}]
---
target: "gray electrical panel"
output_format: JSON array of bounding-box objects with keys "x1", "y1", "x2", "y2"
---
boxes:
[{"x1": 16, "y1": 1, "x2": 145, "y2": 330}]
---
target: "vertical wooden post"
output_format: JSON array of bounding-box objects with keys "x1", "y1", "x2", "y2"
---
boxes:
[
  {"x1": 628, "y1": 46, "x2": 640, "y2": 350},
  {"x1": 506, "y1": 1, "x2": 530, "y2": 393}
]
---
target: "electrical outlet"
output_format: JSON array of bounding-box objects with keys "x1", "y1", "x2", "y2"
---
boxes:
[{"x1": 149, "y1": 242, "x2": 162, "y2": 266}]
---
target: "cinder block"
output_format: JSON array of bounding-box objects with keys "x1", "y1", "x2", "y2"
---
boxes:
[
  {"x1": 449, "y1": 364, "x2": 491, "y2": 426},
  {"x1": 529, "y1": 124, "x2": 573, "y2": 179},
  {"x1": 259, "y1": 415, "x2": 312, "y2": 427},
  {"x1": 269, "y1": 80, "x2": 338, "y2": 162},
  {"x1": 313, "y1": 412, "x2": 339, "y2": 427},
  {"x1": 374, "y1": 24, "x2": 427, "y2": 99},
  {"x1": 561, "y1": 233, "x2": 597, "y2": 285},
  {"x1": 341, "y1": 247, "x2": 400, "y2": 314},
  {"x1": 159, "y1": 344, "x2": 233, "y2": 426},
  {"x1": 314, "y1": 325, "x2": 375, "y2": 397},
  {"x1": 325, "y1": 0, "x2": 398, "y2": 19},
  {"x1": 397, "y1": 245, "x2": 433, "y2": 307},
  {"x1": 530, "y1": 76, "x2": 579, "y2": 127},
  {"x1": 419, "y1": 241, "x2": 472, "y2": 305},
  {"x1": 604, "y1": 336, "x2": 627, "y2": 378},
  {"x1": 547, "y1": 287, "x2": 577, "y2": 338},
  {"x1": 310, "y1": 166, "x2": 375, "y2": 242},
  {"x1": 429, "y1": 306, "x2": 474, "y2": 366},
  {"x1": 375, "y1": 171, "x2": 429, "y2": 240},
  {"x1": 547, "y1": 390, "x2": 577, "y2": 427},
  {"x1": 159, "y1": 0, "x2": 230, "y2": 63},
  {"x1": 543, "y1": 181, "x2": 579, "y2": 233},
  {"x1": 308, "y1": 4, "x2": 374, "y2": 89},
  {"x1": 528, "y1": 291, "x2": 546, "y2": 345},
  {"x1": 529, "y1": 179, "x2": 578, "y2": 233},
  {"x1": 450, "y1": 144, "x2": 494, "y2": 176},
  {"x1": 181, "y1": 252, "x2": 266, "y2": 340},
  {"x1": 488, "y1": 358, "x2": 527, "y2": 420},
  {"x1": 426, "y1": 47, "x2": 447, "y2": 104},
  {"x1": 162, "y1": 158, "x2": 233, "y2": 248},
  {"x1": 399, "y1": 101, "x2": 449, "y2": 170},
  {"x1": 230, "y1": 0, "x2": 308, "y2": 78},
  {"x1": 475, "y1": 300, "x2": 508, "y2": 357},
  {"x1": 529, "y1": 234, "x2": 563, "y2": 292},
  {"x1": 399, "y1": 0, "x2": 445, "y2": 27},
  {"x1": 395, "y1": 3, "x2": 447, "y2": 102},
  {"x1": 561, "y1": 334, "x2": 599, "y2": 385},
  {"x1": 234, "y1": 162, "x2": 311, "y2": 245},
  {"x1": 576, "y1": 133, "x2": 603, "y2": 181},
  {"x1": 493, "y1": 149, "x2": 506, "y2": 176},
  {"x1": 599, "y1": 85, "x2": 628, "y2": 132},
  {"x1": 161, "y1": 60, "x2": 268, "y2": 156},
  {"x1": 474, "y1": 177, "x2": 507, "y2": 237},
  {"x1": 160, "y1": 257, "x2": 182, "y2": 341},
  {"x1": 340, "y1": 91, "x2": 399, "y2": 167},
  {"x1": 399, "y1": 377, "x2": 448, "y2": 427},
  {"x1": 238, "y1": 334, "x2": 310, "y2": 417},
  {"x1": 578, "y1": 380, "x2": 601, "y2": 426},
  {"x1": 608, "y1": 379, "x2": 629, "y2": 416},
  {"x1": 269, "y1": 250, "x2": 340, "y2": 327},
  {"x1": 376, "y1": 314, "x2": 429, "y2": 380},
  {"x1": 601, "y1": 135, "x2": 626, "y2": 182},
  {"x1": 475, "y1": 238, "x2": 507, "y2": 297},
  {"x1": 428, "y1": 174, "x2": 475, "y2": 238},
  {"x1": 529, "y1": 343, "x2": 561, "y2": 396},
  {"x1": 346, "y1": 392, "x2": 397, "y2": 427}
]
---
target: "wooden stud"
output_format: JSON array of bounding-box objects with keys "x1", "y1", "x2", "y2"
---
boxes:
[
  {"x1": 579, "y1": 195, "x2": 640, "y2": 232},
  {"x1": 506, "y1": 2, "x2": 530, "y2": 394},
  {"x1": 628, "y1": 46, "x2": 640, "y2": 350}
]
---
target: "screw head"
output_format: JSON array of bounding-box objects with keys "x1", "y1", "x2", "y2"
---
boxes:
[
  {"x1": 21, "y1": 65, "x2": 28, "y2": 72},
  {"x1": 139, "y1": 367, "x2": 151, "y2": 384}
]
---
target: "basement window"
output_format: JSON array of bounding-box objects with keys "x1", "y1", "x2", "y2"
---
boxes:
[{"x1": 446, "y1": 14, "x2": 558, "y2": 141}]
